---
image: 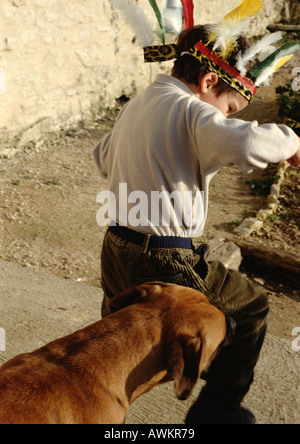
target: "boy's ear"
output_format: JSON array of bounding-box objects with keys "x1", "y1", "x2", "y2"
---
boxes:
[{"x1": 199, "y1": 72, "x2": 219, "y2": 93}]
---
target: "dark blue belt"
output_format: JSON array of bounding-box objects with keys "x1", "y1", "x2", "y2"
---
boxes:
[{"x1": 108, "y1": 224, "x2": 193, "y2": 250}]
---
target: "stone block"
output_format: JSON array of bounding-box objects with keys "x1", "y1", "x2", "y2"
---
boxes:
[{"x1": 207, "y1": 235, "x2": 242, "y2": 271}]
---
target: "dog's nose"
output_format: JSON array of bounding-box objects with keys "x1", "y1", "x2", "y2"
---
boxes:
[{"x1": 226, "y1": 317, "x2": 237, "y2": 341}]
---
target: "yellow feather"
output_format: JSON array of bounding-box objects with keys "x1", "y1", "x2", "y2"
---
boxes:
[
  {"x1": 274, "y1": 54, "x2": 294, "y2": 72},
  {"x1": 208, "y1": 0, "x2": 264, "y2": 59},
  {"x1": 223, "y1": 0, "x2": 264, "y2": 23}
]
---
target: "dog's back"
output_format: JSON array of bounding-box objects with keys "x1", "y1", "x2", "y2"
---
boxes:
[
  {"x1": 0, "y1": 282, "x2": 235, "y2": 424},
  {"x1": 0, "y1": 326, "x2": 99, "y2": 423}
]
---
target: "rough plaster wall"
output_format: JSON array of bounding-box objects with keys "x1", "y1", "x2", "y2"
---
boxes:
[{"x1": 0, "y1": 0, "x2": 289, "y2": 155}]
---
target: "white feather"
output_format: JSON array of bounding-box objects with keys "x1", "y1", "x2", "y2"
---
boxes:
[
  {"x1": 259, "y1": 45, "x2": 276, "y2": 62},
  {"x1": 163, "y1": 9, "x2": 183, "y2": 35},
  {"x1": 236, "y1": 32, "x2": 282, "y2": 75},
  {"x1": 211, "y1": 17, "x2": 250, "y2": 57},
  {"x1": 255, "y1": 53, "x2": 287, "y2": 87},
  {"x1": 255, "y1": 43, "x2": 300, "y2": 86},
  {"x1": 110, "y1": 0, "x2": 154, "y2": 47},
  {"x1": 254, "y1": 64, "x2": 276, "y2": 86}
]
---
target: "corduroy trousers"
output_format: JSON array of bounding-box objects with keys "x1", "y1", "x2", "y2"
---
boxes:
[{"x1": 100, "y1": 229, "x2": 269, "y2": 408}]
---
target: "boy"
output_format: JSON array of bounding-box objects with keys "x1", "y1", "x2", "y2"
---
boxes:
[{"x1": 93, "y1": 15, "x2": 300, "y2": 424}]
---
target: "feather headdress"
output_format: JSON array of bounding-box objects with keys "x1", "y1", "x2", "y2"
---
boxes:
[
  {"x1": 236, "y1": 31, "x2": 283, "y2": 76},
  {"x1": 181, "y1": 0, "x2": 194, "y2": 30},
  {"x1": 163, "y1": 0, "x2": 194, "y2": 35},
  {"x1": 110, "y1": 0, "x2": 300, "y2": 103},
  {"x1": 148, "y1": 0, "x2": 165, "y2": 44},
  {"x1": 163, "y1": 9, "x2": 183, "y2": 36},
  {"x1": 110, "y1": 0, "x2": 187, "y2": 46},
  {"x1": 110, "y1": 0, "x2": 154, "y2": 47},
  {"x1": 251, "y1": 42, "x2": 300, "y2": 86},
  {"x1": 208, "y1": 0, "x2": 264, "y2": 59}
]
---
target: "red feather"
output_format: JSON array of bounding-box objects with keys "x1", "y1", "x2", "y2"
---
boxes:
[{"x1": 180, "y1": 0, "x2": 194, "y2": 29}]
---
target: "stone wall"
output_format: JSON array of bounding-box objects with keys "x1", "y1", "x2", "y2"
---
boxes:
[{"x1": 0, "y1": 0, "x2": 290, "y2": 156}]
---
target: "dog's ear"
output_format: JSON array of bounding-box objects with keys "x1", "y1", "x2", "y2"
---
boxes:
[
  {"x1": 168, "y1": 334, "x2": 202, "y2": 401},
  {"x1": 109, "y1": 286, "x2": 149, "y2": 313}
]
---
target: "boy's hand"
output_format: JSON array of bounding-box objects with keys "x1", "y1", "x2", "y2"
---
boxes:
[{"x1": 287, "y1": 137, "x2": 300, "y2": 168}]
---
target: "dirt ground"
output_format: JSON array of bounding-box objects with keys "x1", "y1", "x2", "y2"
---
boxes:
[{"x1": 0, "y1": 52, "x2": 299, "y2": 345}]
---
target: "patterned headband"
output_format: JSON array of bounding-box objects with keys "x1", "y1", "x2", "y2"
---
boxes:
[{"x1": 144, "y1": 40, "x2": 257, "y2": 102}]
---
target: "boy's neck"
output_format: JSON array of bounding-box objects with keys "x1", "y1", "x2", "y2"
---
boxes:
[{"x1": 172, "y1": 75, "x2": 201, "y2": 98}]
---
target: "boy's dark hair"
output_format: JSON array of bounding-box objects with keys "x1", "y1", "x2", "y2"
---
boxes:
[{"x1": 172, "y1": 25, "x2": 253, "y2": 96}]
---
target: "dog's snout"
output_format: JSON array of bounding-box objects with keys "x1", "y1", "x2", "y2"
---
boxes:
[{"x1": 226, "y1": 317, "x2": 236, "y2": 342}]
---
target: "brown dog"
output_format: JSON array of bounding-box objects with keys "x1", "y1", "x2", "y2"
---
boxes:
[{"x1": 0, "y1": 282, "x2": 235, "y2": 424}]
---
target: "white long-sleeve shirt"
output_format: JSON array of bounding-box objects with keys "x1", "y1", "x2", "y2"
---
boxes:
[{"x1": 93, "y1": 74, "x2": 298, "y2": 237}]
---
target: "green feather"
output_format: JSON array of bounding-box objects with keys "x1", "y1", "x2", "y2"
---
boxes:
[
  {"x1": 148, "y1": 0, "x2": 165, "y2": 44},
  {"x1": 250, "y1": 42, "x2": 300, "y2": 79},
  {"x1": 154, "y1": 29, "x2": 165, "y2": 45}
]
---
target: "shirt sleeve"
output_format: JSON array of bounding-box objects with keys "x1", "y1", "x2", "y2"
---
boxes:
[
  {"x1": 93, "y1": 131, "x2": 112, "y2": 179},
  {"x1": 194, "y1": 104, "x2": 298, "y2": 173}
]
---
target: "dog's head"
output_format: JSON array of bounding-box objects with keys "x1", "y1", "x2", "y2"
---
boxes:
[{"x1": 110, "y1": 282, "x2": 236, "y2": 401}]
